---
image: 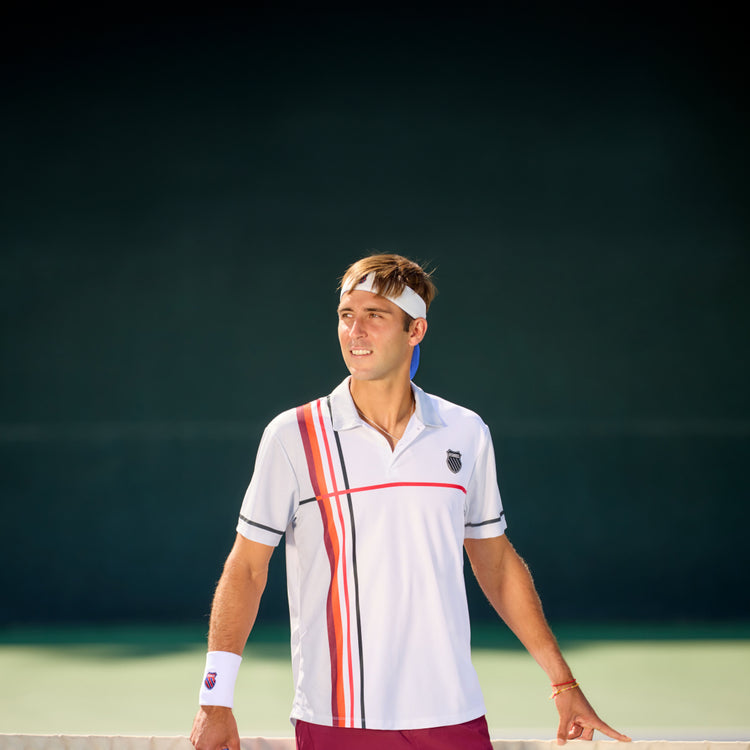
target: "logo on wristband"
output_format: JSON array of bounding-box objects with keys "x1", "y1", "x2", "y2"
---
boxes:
[{"x1": 204, "y1": 671, "x2": 217, "y2": 690}]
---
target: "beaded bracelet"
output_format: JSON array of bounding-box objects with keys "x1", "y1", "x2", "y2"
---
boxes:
[
  {"x1": 551, "y1": 679, "x2": 578, "y2": 688},
  {"x1": 549, "y1": 681, "x2": 580, "y2": 699}
]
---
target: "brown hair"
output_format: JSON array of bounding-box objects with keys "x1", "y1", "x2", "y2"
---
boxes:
[{"x1": 339, "y1": 253, "x2": 437, "y2": 312}]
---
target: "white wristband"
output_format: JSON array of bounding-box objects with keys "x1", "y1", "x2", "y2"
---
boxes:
[{"x1": 199, "y1": 651, "x2": 242, "y2": 708}]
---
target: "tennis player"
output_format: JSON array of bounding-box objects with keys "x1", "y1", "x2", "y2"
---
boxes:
[{"x1": 190, "y1": 253, "x2": 630, "y2": 750}]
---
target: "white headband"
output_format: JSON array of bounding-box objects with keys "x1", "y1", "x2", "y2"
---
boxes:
[{"x1": 340, "y1": 272, "x2": 427, "y2": 319}]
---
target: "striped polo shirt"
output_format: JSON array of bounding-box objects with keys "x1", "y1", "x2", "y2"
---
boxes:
[{"x1": 237, "y1": 378, "x2": 506, "y2": 731}]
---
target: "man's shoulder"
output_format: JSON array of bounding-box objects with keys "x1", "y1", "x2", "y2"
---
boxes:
[
  {"x1": 417, "y1": 387, "x2": 489, "y2": 432},
  {"x1": 261, "y1": 393, "x2": 332, "y2": 438}
]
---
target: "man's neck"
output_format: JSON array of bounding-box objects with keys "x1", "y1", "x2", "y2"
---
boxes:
[{"x1": 348, "y1": 376, "x2": 415, "y2": 435}]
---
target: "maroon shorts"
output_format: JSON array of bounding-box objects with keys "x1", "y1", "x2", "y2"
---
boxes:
[{"x1": 295, "y1": 715, "x2": 492, "y2": 749}]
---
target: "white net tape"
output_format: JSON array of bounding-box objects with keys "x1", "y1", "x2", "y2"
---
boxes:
[{"x1": 1, "y1": 738, "x2": 748, "y2": 750}]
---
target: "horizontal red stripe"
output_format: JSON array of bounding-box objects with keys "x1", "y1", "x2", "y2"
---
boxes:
[{"x1": 315, "y1": 481, "x2": 466, "y2": 502}]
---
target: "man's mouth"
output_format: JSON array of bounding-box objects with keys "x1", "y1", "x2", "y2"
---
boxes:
[{"x1": 350, "y1": 348, "x2": 372, "y2": 356}]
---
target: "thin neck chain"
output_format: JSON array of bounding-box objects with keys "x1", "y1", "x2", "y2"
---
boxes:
[{"x1": 355, "y1": 398, "x2": 415, "y2": 443}]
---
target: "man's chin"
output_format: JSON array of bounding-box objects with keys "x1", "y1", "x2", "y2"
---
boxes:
[
  {"x1": 346, "y1": 363, "x2": 383, "y2": 382},
  {"x1": 348, "y1": 370, "x2": 376, "y2": 381}
]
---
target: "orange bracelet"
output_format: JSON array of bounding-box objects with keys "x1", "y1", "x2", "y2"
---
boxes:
[{"x1": 549, "y1": 682, "x2": 580, "y2": 699}]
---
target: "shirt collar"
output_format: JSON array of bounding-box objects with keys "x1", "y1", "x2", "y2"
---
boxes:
[{"x1": 329, "y1": 377, "x2": 445, "y2": 431}]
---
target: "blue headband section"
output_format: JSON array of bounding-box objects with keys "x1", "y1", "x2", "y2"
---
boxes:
[{"x1": 409, "y1": 344, "x2": 420, "y2": 380}]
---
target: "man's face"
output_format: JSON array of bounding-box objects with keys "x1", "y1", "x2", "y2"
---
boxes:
[{"x1": 337, "y1": 290, "x2": 414, "y2": 382}]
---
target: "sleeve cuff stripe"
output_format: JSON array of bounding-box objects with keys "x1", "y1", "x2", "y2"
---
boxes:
[
  {"x1": 465, "y1": 512, "x2": 505, "y2": 528},
  {"x1": 238, "y1": 514, "x2": 285, "y2": 536}
]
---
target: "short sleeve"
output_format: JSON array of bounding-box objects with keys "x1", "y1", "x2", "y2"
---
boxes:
[
  {"x1": 236, "y1": 416, "x2": 300, "y2": 547},
  {"x1": 464, "y1": 423, "x2": 507, "y2": 539}
]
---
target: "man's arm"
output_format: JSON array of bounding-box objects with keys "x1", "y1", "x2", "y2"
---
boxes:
[
  {"x1": 190, "y1": 533, "x2": 275, "y2": 750},
  {"x1": 464, "y1": 534, "x2": 630, "y2": 745}
]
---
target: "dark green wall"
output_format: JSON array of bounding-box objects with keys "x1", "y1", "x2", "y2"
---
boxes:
[{"x1": 1, "y1": 9, "x2": 748, "y2": 625}]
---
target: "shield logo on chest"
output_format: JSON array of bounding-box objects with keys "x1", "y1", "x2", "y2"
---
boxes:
[{"x1": 446, "y1": 450, "x2": 462, "y2": 474}]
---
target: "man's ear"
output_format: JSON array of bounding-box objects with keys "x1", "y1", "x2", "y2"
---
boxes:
[{"x1": 409, "y1": 318, "x2": 428, "y2": 346}]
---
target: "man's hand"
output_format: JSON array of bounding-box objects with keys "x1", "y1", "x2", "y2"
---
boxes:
[
  {"x1": 554, "y1": 687, "x2": 631, "y2": 745},
  {"x1": 190, "y1": 705, "x2": 240, "y2": 750}
]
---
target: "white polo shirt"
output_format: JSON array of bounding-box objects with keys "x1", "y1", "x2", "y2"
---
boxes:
[{"x1": 237, "y1": 378, "x2": 506, "y2": 731}]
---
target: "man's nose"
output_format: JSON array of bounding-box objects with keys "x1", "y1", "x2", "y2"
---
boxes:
[{"x1": 349, "y1": 316, "x2": 367, "y2": 338}]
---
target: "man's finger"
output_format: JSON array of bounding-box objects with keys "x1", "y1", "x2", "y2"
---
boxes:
[{"x1": 593, "y1": 718, "x2": 632, "y2": 742}]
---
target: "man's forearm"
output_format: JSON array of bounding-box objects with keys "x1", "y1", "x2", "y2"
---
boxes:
[
  {"x1": 207, "y1": 535, "x2": 272, "y2": 654},
  {"x1": 465, "y1": 536, "x2": 573, "y2": 683}
]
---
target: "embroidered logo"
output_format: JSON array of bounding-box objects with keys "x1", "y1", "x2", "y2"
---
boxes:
[
  {"x1": 204, "y1": 672, "x2": 217, "y2": 690},
  {"x1": 446, "y1": 450, "x2": 462, "y2": 474}
]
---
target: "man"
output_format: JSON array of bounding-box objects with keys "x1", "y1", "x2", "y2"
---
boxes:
[{"x1": 190, "y1": 253, "x2": 630, "y2": 750}]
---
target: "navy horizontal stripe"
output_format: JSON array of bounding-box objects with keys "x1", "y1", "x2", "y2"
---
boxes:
[
  {"x1": 239, "y1": 514, "x2": 284, "y2": 536},
  {"x1": 465, "y1": 511, "x2": 505, "y2": 528}
]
